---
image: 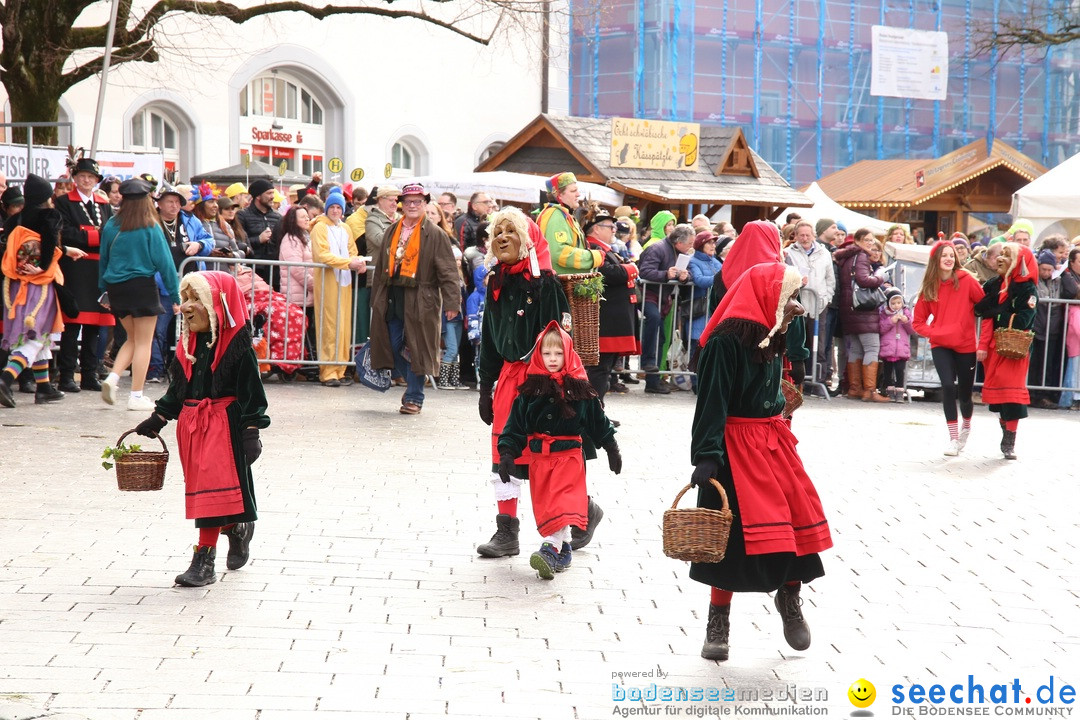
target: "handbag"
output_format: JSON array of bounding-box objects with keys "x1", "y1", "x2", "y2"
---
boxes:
[
  {"x1": 850, "y1": 260, "x2": 887, "y2": 311},
  {"x1": 353, "y1": 342, "x2": 391, "y2": 392}
]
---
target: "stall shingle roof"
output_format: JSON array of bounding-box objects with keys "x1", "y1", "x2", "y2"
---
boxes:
[
  {"x1": 478, "y1": 114, "x2": 811, "y2": 208},
  {"x1": 814, "y1": 139, "x2": 1046, "y2": 208}
]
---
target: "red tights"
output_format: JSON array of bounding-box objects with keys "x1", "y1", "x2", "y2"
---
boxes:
[{"x1": 198, "y1": 524, "x2": 235, "y2": 548}]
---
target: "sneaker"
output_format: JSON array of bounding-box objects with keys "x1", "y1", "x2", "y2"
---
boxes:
[
  {"x1": 555, "y1": 542, "x2": 573, "y2": 572},
  {"x1": 943, "y1": 439, "x2": 960, "y2": 457},
  {"x1": 529, "y1": 543, "x2": 560, "y2": 580},
  {"x1": 957, "y1": 426, "x2": 971, "y2": 451},
  {"x1": 609, "y1": 381, "x2": 629, "y2": 394},
  {"x1": 101, "y1": 378, "x2": 118, "y2": 406},
  {"x1": 127, "y1": 394, "x2": 156, "y2": 411},
  {"x1": 145, "y1": 375, "x2": 164, "y2": 384}
]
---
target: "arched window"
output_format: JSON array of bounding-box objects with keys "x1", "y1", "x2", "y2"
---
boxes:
[
  {"x1": 391, "y1": 142, "x2": 414, "y2": 172},
  {"x1": 131, "y1": 109, "x2": 178, "y2": 152},
  {"x1": 478, "y1": 141, "x2": 506, "y2": 164},
  {"x1": 239, "y1": 72, "x2": 323, "y2": 125}
]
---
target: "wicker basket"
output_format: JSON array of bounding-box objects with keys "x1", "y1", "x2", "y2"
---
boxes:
[
  {"x1": 663, "y1": 477, "x2": 733, "y2": 563},
  {"x1": 113, "y1": 430, "x2": 168, "y2": 492},
  {"x1": 781, "y1": 378, "x2": 803, "y2": 419},
  {"x1": 994, "y1": 316, "x2": 1034, "y2": 360},
  {"x1": 558, "y1": 272, "x2": 601, "y2": 367}
]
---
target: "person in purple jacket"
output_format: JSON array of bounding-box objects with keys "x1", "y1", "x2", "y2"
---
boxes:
[{"x1": 878, "y1": 287, "x2": 914, "y2": 402}]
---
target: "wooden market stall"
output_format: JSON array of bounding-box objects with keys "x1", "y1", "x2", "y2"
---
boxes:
[
  {"x1": 476, "y1": 114, "x2": 810, "y2": 228},
  {"x1": 813, "y1": 139, "x2": 1046, "y2": 242}
]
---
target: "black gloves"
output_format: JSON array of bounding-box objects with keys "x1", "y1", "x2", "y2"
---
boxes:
[
  {"x1": 497, "y1": 454, "x2": 515, "y2": 483},
  {"x1": 690, "y1": 458, "x2": 720, "y2": 488},
  {"x1": 603, "y1": 440, "x2": 622, "y2": 475},
  {"x1": 242, "y1": 427, "x2": 262, "y2": 465},
  {"x1": 478, "y1": 385, "x2": 494, "y2": 426},
  {"x1": 135, "y1": 413, "x2": 167, "y2": 438}
]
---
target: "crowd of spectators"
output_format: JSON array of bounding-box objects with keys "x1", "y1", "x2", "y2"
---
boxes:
[{"x1": 1, "y1": 164, "x2": 1077, "y2": 413}]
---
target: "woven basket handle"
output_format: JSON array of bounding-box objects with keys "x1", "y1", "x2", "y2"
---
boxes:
[
  {"x1": 1006, "y1": 314, "x2": 1015, "y2": 331},
  {"x1": 116, "y1": 429, "x2": 168, "y2": 454},
  {"x1": 671, "y1": 477, "x2": 729, "y2": 513}
]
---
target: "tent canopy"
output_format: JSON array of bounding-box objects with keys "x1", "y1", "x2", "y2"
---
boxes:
[
  {"x1": 783, "y1": 182, "x2": 909, "y2": 237},
  {"x1": 401, "y1": 170, "x2": 624, "y2": 208},
  {"x1": 1010, "y1": 150, "x2": 1080, "y2": 241},
  {"x1": 192, "y1": 160, "x2": 310, "y2": 187}
]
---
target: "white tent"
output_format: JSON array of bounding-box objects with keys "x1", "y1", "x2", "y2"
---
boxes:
[
  {"x1": 1010, "y1": 151, "x2": 1080, "y2": 242},
  {"x1": 782, "y1": 182, "x2": 908, "y2": 237},
  {"x1": 402, "y1": 171, "x2": 624, "y2": 208}
]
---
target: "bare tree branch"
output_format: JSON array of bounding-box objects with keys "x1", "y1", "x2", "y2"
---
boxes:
[
  {"x1": 65, "y1": 40, "x2": 159, "y2": 88},
  {"x1": 974, "y1": 6, "x2": 1078, "y2": 57}
]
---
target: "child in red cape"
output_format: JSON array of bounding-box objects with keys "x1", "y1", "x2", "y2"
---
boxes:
[
  {"x1": 497, "y1": 320, "x2": 622, "y2": 579},
  {"x1": 135, "y1": 270, "x2": 269, "y2": 587}
]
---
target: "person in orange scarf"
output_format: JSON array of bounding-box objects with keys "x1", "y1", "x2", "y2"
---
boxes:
[{"x1": 1, "y1": 174, "x2": 69, "y2": 408}]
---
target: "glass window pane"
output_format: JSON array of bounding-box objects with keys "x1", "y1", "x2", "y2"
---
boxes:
[
  {"x1": 275, "y1": 78, "x2": 286, "y2": 116},
  {"x1": 286, "y1": 83, "x2": 297, "y2": 119},
  {"x1": 392, "y1": 143, "x2": 401, "y2": 167},
  {"x1": 151, "y1": 113, "x2": 164, "y2": 149},
  {"x1": 164, "y1": 120, "x2": 177, "y2": 150},
  {"x1": 261, "y1": 78, "x2": 274, "y2": 115},
  {"x1": 313, "y1": 99, "x2": 323, "y2": 125},
  {"x1": 301, "y1": 89, "x2": 311, "y2": 123},
  {"x1": 131, "y1": 111, "x2": 144, "y2": 146}
]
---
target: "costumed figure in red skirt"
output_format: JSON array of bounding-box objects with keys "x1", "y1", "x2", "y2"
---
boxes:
[
  {"x1": 974, "y1": 242, "x2": 1038, "y2": 460},
  {"x1": 497, "y1": 321, "x2": 621, "y2": 578},
  {"x1": 475, "y1": 207, "x2": 586, "y2": 557},
  {"x1": 135, "y1": 270, "x2": 269, "y2": 587},
  {"x1": 689, "y1": 263, "x2": 833, "y2": 661}
]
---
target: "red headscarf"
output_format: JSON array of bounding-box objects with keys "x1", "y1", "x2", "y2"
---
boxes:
[
  {"x1": 176, "y1": 270, "x2": 251, "y2": 380},
  {"x1": 526, "y1": 320, "x2": 588, "y2": 384},
  {"x1": 720, "y1": 220, "x2": 783, "y2": 288},
  {"x1": 700, "y1": 263, "x2": 803, "y2": 347}
]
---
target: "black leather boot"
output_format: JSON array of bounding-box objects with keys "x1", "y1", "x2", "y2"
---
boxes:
[
  {"x1": 175, "y1": 546, "x2": 217, "y2": 587},
  {"x1": 0, "y1": 377, "x2": 15, "y2": 408},
  {"x1": 774, "y1": 583, "x2": 811, "y2": 651},
  {"x1": 223, "y1": 523, "x2": 254, "y2": 570},
  {"x1": 1002, "y1": 429, "x2": 1017, "y2": 460},
  {"x1": 570, "y1": 497, "x2": 604, "y2": 550},
  {"x1": 35, "y1": 382, "x2": 65, "y2": 404},
  {"x1": 57, "y1": 373, "x2": 81, "y2": 393},
  {"x1": 18, "y1": 372, "x2": 36, "y2": 394},
  {"x1": 701, "y1": 603, "x2": 730, "y2": 661},
  {"x1": 80, "y1": 372, "x2": 102, "y2": 391},
  {"x1": 476, "y1": 514, "x2": 520, "y2": 557}
]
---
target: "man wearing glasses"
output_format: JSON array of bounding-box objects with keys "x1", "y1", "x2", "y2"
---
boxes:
[
  {"x1": 369, "y1": 184, "x2": 462, "y2": 414},
  {"x1": 454, "y1": 191, "x2": 493, "y2": 253},
  {"x1": 438, "y1": 192, "x2": 459, "y2": 221}
]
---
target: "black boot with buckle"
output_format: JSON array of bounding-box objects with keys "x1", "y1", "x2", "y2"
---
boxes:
[
  {"x1": 476, "y1": 514, "x2": 520, "y2": 557},
  {"x1": 774, "y1": 582, "x2": 811, "y2": 651},
  {"x1": 175, "y1": 545, "x2": 217, "y2": 587},
  {"x1": 701, "y1": 603, "x2": 730, "y2": 661},
  {"x1": 1001, "y1": 429, "x2": 1017, "y2": 460}
]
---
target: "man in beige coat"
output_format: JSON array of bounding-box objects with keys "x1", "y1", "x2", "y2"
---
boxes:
[{"x1": 370, "y1": 183, "x2": 461, "y2": 414}]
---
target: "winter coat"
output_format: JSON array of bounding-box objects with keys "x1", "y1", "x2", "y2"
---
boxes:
[
  {"x1": 590, "y1": 239, "x2": 640, "y2": 354},
  {"x1": 878, "y1": 305, "x2": 914, "y2": 361},
  {"x1": 638, "y1": 236, "x2": 689, "y2": 314},
  {"x1": 277, "y1": 232, "x2": 314, "y2": 307},
  {"x1": 454, "y1": 208, "x2": 485, "y2": 254},
  {"x1": 55, "y1": 191, "x2": 114, "y2": 325},
  {"x1": 643, "y1": 210, "x2": 676, "y2": 251},
  {"x1": 363, "y1": 207, "x2": 397, "y2": 288},
  {"x1": 785, "y1": 242, "x2": 835, "y2": 319},
  {"x1": 537, "y1": 203, "x2": 600, "y2": 275},
  {"x1": 237, "y1": 204, "x2": 281, "y2": 262},
  {"x1": 835, "y1": 243, "x2": 887, "y2": 336},
  {"x1": 370, "y1": 217, "x2": 462, "y2": 376}
]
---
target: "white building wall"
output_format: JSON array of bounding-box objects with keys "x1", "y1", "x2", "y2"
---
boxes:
[{"x1": 14, "y1": 8, "x2": 547, "y2": 184}]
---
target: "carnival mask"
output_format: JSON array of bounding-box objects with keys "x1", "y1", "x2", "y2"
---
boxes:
[
  {"x1": 179, "y1": 285, "x2": 211, "y2": 333},
  {"x1": 996, "y1": 244, "x2": 1015, "y2": 277},
  {"x1": 492, "y1": 218, "x2": 524, "y2": 265}
]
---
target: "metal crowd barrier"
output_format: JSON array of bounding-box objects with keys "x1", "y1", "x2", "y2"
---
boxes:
[
  {"x1": 1023, "y1": 296, "x2": 1080, "y2": 396},
  {"x1": 176, "y1": 256, "x2": 363, "y2": 370},
  {"x1": 635, "y1": 278, "x2": 703, "y2": 378}
]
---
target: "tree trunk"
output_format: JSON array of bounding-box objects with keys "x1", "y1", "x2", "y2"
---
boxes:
[{"x1": 5, "y1": 76, "x2": 64, "y2": 146}]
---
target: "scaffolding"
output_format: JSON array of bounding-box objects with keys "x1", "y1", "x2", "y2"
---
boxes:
[{"x1": 568, "y1": 0, "x2": 1080, "y2": 187}]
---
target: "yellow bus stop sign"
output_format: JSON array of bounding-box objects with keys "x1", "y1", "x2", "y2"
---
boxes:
[{"x1": 327, "y1": 157, "x2": 343, "y2": 174}]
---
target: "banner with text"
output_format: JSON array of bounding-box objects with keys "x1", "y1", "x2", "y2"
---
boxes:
[
  {"x1": 870, "y1": 26, "x2": 949, "y2": 102},
  {"x1": 610, "y1": 118, "x2": 700, "y2": 171},
  {"x1": 0, "y1": 144, "x2": 164, "y2": 183}
]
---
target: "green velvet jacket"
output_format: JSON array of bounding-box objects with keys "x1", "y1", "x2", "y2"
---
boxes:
[
  {"x1": 974, "y1": 277, "x2": 1037, "y2": 332},
  {"x1": 478, "y1": 271, "x2": 570, "y2": 388},
  {"x1": 498, "y1": 376, "x2": 615, "y2": 461},
  {"x1": 691, "y1": 330, "x2": 784, "y2": 466}
]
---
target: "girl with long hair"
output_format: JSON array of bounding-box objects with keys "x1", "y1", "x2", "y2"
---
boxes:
[
  {"x1": 912, "y1": 240, "x2": 985, "y2": 456},
  {"x1": 98, "y1": 179, "x2": 181, "y2": 410}
]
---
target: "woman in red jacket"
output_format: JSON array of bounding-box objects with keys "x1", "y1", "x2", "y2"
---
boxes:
[{"x1": 913, "y1": 241, "x2": 985, "y2": 456}]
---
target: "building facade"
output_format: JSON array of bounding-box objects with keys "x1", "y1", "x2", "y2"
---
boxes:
[
  {"x1": 568, "y1": 0, "x2": 1080, "y2": 189},
  {"x1": 1, "y1": 8, "x2": 559, "y2": 185}
]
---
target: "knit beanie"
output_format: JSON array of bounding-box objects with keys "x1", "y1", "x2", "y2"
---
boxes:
[
  {"x1": 248, "y1": 178, "x2": 274, "y2": 198},
  {"x1": 21, "y1": 174, "x2": 53, "y2": 208},
  {"x1": 814, "y1": 218, "x2": 835, "y2": 237},
  {"x1": 324, "y1": 187, "x2": 347, "y2": 214},
  {"x1": 1037, "y1": 249, "x2": 1058, "y2": 267},
  {"x1": 884, "y1": 287, "x2": 904, "y2": 304}
]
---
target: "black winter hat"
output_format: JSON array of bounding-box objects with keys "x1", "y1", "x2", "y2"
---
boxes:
[
  {"x1": 1, "y1": 185, "x2": 24, "y2": 208},
  {"x1": 248, "y1": 178, "x2": 274, "y2": 198},
  {"x1": 22, "y1": 174, "x2": 53, "y2": 209}
]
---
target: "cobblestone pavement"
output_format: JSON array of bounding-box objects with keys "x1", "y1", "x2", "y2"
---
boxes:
[{"x1": 0, "y1": 376, "x2": 1076, "y2": 720}]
